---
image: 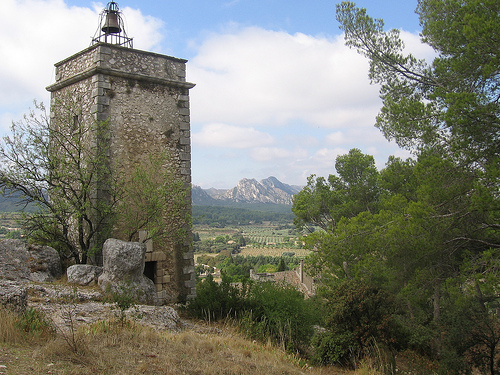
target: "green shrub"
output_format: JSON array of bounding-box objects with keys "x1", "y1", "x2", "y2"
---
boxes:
[
  {"x1": 311, "y1": 329, "x2": 357, "y2": 366},
  {"x1": 241, "y1": 281, "x2": 316, "y2": 353},
  {"x1": 16, "y1": 308, "x2": 54, "y2": 339},
  {"x1": 110, "y1": 287, "x2": 137, "y2": 326},
  {"x1": 186, "y1": 274, "x2": 247, "y2": 321},
  {"x1": 187, "y1": 276, "x2": 316, "y2": 354},
  {"x1": 311, "y1": 279, "x2": 402, "y2": 366}
]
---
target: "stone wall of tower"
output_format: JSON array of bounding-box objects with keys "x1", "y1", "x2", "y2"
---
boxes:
[{"x1": 47, "y1": 43, "x2": 196, "y2": 302}]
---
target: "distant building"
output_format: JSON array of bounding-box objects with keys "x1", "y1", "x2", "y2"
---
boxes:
[{"x1": 250, "y1": 259, "x2": 316, "y2": 297}]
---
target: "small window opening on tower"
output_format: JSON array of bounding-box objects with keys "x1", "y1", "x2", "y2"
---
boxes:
[{"x1": 72, "y1": 115, "x2": 80, "y2": 132}]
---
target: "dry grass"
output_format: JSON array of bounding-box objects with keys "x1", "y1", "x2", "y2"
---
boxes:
[
  {"x1": 0, "y1": 308, "x2": 22, "y2": 344},
  {"x1": 0, "y1": 307, "x2": 360, "y2": 375}
]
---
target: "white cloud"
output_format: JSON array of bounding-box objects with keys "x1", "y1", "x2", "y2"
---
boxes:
[
  {"x1": 282, "y1": 146, "x2": 350, "y2": 183},
  {"x1": 312, "y1": 147, "x2": 348, "y2": 167},
  {"x1": 192, "y1": 123, "x2": 274, "y2": 148},
  {"x1": 120, "y1": 6, "x2": 165, "y2": 53},
  {"x1": 250, "y1": 147, "x2": 308, "y2": 162},
  {"x1": 400, "y1": 31, "x2": 436, "y2": 62},
  {"x1": 188, "y1": 26, "x2": 381, "y2": 129},
  {"x1": 325, "y1": 131, "x2": 345, "y2": 145}
]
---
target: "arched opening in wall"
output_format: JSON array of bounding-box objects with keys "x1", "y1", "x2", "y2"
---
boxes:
[{"x1": 144, "y1": 261, "x2": 156, "y2": 283}]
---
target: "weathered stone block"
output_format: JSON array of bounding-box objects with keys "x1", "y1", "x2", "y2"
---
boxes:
[
  {"x1": 67, "y1": 264, "x2": 103, "y2": 286},
  {"x1": 0, "y1": 280, "x2": 27, "y2": 314},
  {"x1": 98, "y1": 239, "x2": 158, "y2": 305}
]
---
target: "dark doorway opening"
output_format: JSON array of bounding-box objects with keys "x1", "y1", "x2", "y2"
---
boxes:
[{"x1": 144, "y1": 261, "x2": 157, "y2": 283}]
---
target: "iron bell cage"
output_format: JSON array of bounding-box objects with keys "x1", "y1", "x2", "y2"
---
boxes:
[{"x1": 91, "y1": 1, "x2": 133, "y2": 48}]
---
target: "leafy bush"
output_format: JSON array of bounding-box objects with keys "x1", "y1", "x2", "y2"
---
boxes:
[
  {"x1": 311, "y1": 280, "x2": 403, "y2": 366},
  {"x1": 438, "y1": 295, "x2": 500, "y2": 375},
  {"x1": 16, "y1": 308, "x2": 53, "y2": 336},
  {"x1": 187, "y1": 277, "x2": 316, "y2": 354},
  {"x1": 311, "y1": 329, "x2": 357, "y2": 366},
  {"x1": 186, "y1": 274, "x2": 247, "y2": 321},
  {"x1": 240, "y1": 281, "x2": 316, "y2": 353},
  {"x1": 109, "y1": 287, "x2": 137, "y2": 326}
]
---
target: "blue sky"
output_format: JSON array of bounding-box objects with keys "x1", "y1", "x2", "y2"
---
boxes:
[{"x1": 0, "y1": 1, "x2": 432, "y2": 188}]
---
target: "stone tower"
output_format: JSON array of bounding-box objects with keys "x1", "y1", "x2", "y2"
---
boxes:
[{"x1": 46, "y1": 2, "x2": 196, "y2": 302}]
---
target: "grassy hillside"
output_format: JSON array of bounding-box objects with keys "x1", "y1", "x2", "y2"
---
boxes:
[{"x1": 0, "y1": 306, "x2": 356, "y2": 375}]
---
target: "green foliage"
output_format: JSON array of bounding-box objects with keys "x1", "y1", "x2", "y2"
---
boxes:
[
  {"x1": 110, "y1": 291, "x2": 136, "y2": 327},
  {"x1": 291, "y1": 1, "x2": 500, "y2": 369},
  {"x1": 337, "y1": 0, "x2": 500, "y2": 166},
  {"x1": 196, "y1": 254, "x2": 300, "y2": 282},
  {"x1": 102, "y1": 283, "x2": 141, "y2": 327},
  {"x1": 115, "y1": 151, "x2": 189, "y2": 245},
  {"x1": 311, "y1": 280, "x2": 403, "y2": 367},
  {"x1": 241, "y1": 282, "x2": 315, "y2": 353},
  {"x1": 292, "y1": 148, "x2": 379, "y2": 233},
  {"x1": 5, "y1": 229, "x2": 22, "y2": 239},
  {"x1": 299, "y1": 147, "x2": 499, "y2": 368},
  {"x1": 194, "y1": 235, "x2": 243, "y2": 254},
  {"x1": 276, "y1": 257, "x2": 286, "y2": 272},
  {"x1": 187, "y1": 277, "x2": 315, "y2": 354},
  {"x1": 186, "y1": 274, "x2": 246, "y2": 321},
  {"x1": 311, "y1": 330, "x2": 356, "y2": 366},
  {"x1": 16, "y1": 308, "x2": 53, "y2": 338}
]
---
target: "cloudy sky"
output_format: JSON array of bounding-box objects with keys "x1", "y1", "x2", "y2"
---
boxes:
[{"x1": 0, "y1": 0, "x2": 434, "y2": 188}]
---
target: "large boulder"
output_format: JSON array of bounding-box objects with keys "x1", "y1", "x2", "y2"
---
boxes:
[
  {"x1": 27, "y1": 243, "x2": 62, "y2": 282},
  {"x1": 0, "y1": 239, "x2": 30, "y2": 282},
  {"x1": 67, "y1": 265, "x2": 103, "y2": 286},
  {"x1": 0, "y1": 279, "x2": 27, "y2": 314},
  {"x1": 0, "y1": 239, "x2": 61, "y2": 283},
  {"x1": 98, "y1": 238, "x2": 158, "y2": 305}
]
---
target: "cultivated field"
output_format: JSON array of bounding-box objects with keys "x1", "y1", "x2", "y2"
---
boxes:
[
  {"x1": 193, "y1": 222, "x2": 310, "y2": 258},
  {"x1": 238, "y1": 247, "x2": 310, "y2": 258}
]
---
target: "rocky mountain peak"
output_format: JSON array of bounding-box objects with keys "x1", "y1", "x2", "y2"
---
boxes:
[{"x1": 192, "y1": 177, "x2": 302, "y2": 206}]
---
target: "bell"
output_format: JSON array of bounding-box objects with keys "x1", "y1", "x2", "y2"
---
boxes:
[{"x1": 102, "y1": 11, "x2": 121, "y2": 34}]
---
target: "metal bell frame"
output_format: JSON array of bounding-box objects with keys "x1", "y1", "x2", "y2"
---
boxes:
[{"x1": 91, "y1": 1, "x2": 133, "y2": 48}]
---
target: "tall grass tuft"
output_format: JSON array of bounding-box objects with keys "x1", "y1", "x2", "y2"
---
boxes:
[
  {"x1": 0, "y1": 306, "x2": 54, "y2": 344},
  {"x1": 0, "y1": 307, "x2": 22, "y2": 343}
]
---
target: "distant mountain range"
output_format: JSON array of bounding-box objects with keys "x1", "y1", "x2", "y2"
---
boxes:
[
  {"x1": 192, "y1": 176, "x2": 302, "y2": 206},
  {"x1": 0, "y1": 177, "x2": 302, "y2": 212}
]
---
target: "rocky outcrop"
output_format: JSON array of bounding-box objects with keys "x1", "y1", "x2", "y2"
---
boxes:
[
  {"x1": 67, "y1": 264, "x2": 103, "y2": 286},
  {"x1": 0, "y1": 239, "x2": 61, "y2": 314},
  {"x1": 28, "y1": 284, "x2": 181, "y2": 332},
  {"x1": 0, "y1": 239, "x2": 30, "y2": 282},
  {"x1": 0, "y1": 279, "x2": 27, "y2": 314},
  {"x1": 27, "y1": 243, "x2": 62, "y2": 282},
  {"x1": 223, "y1": 177, "x2": 299, "y2": 205},
  {"x1": 0, "y1": 239, "x2": 61, "y2": 283},
  {"x1": 191, "y1": 185, "x2": 218, "y2": 205},
  {"x1": 98, "y1": 238, "x2": 158, "y2": 305}
]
